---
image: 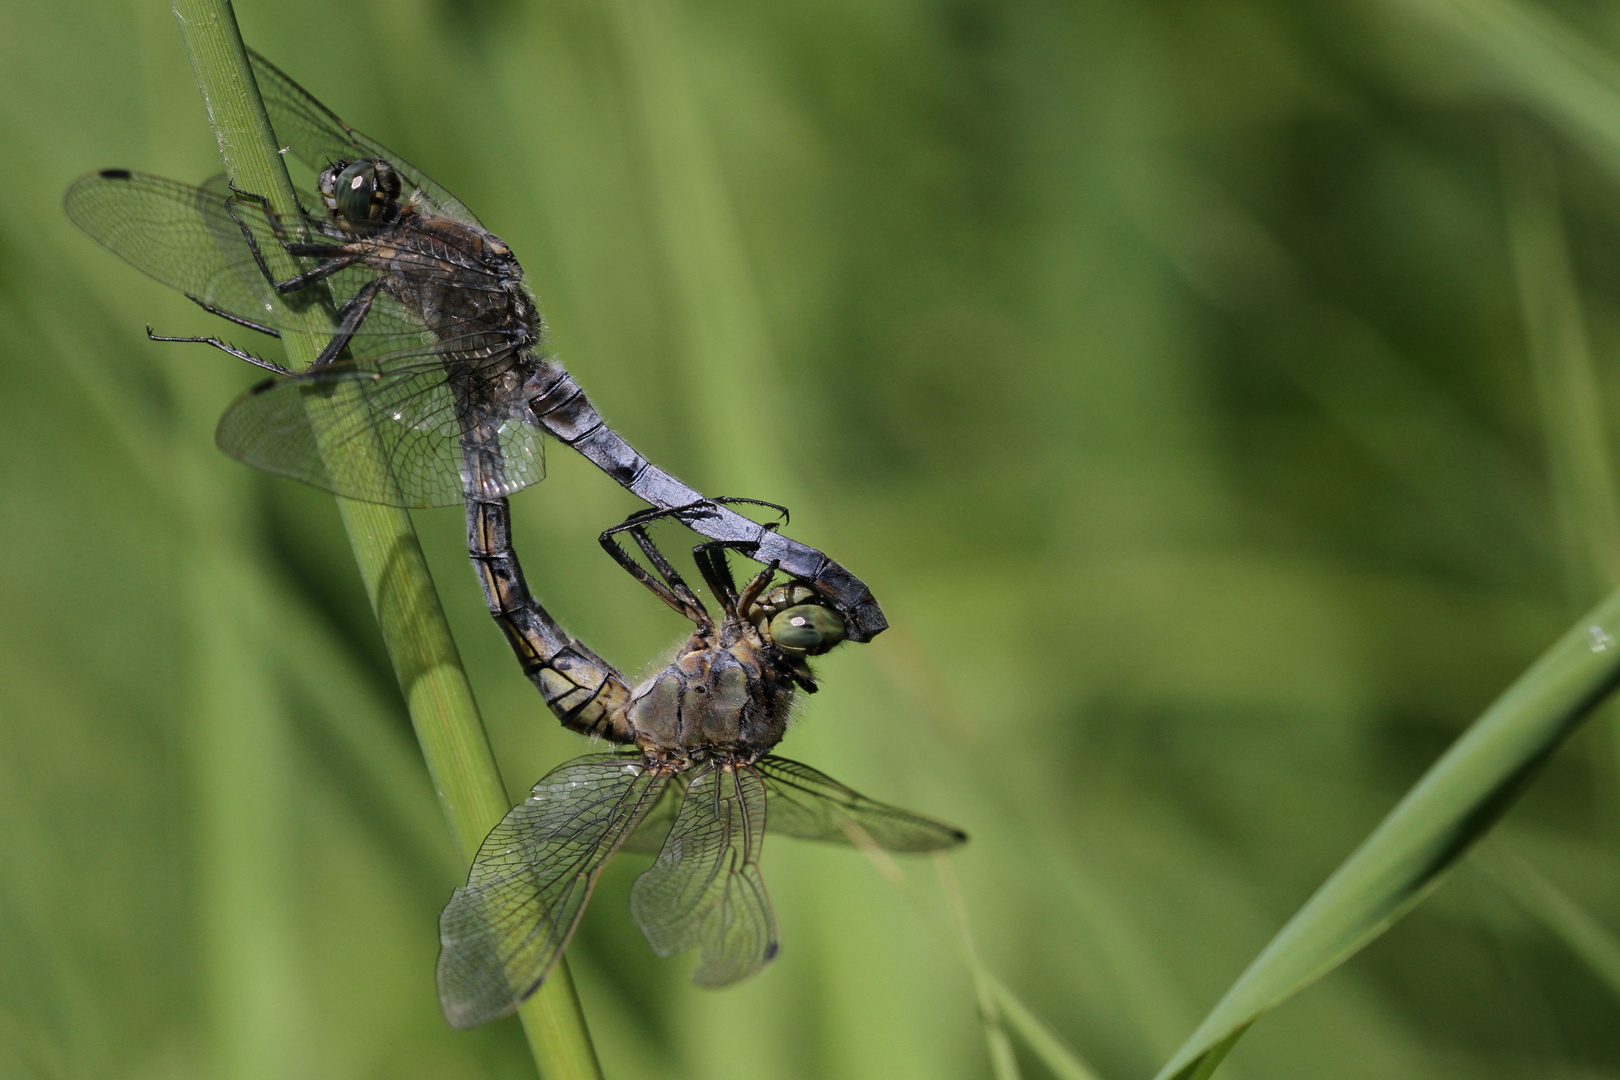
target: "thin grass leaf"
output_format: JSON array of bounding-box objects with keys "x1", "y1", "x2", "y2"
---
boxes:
[
  {"x1": 1153, "y1": 587, "x2": 1620, "y2": 1080},
  {"x1": 1500, "y1": 122, "x2": 1620, "y2": 597},
  {"x1": 1476, "y1": 844, "x2": 1620, "y2": 1005},
  {"x1": 1394, "y1": 0, "x2": 1620, "y2": 179},
  {"x1": 937, "y1": 856, "x2": 1023, "y2": 1080},
  {"x1": 845, "y1": 829, "x2": 1104, "y2": 1080},
  {"x1": 983, "y1": 969, "x2": 1102, "y2": 1080},
  {"x1": 605, "y1": 0, "x2": 786, "y2": 497}
]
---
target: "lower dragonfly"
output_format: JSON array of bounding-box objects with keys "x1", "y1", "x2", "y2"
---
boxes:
[{"x1": 439, "y1": 507, "x2": 965, "y2": 1028}]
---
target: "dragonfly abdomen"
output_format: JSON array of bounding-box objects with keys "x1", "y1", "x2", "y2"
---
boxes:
[{"x1": 465, "y1": 494, "x2": 636, "y2": 743}]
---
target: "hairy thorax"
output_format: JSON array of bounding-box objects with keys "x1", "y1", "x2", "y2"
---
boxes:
[
  {"x1": 627, "y1": 629, "x2": 796, "y2": 768},
  {"x1": 350, "y1": 209, "x2": 542, "y2": 355}
]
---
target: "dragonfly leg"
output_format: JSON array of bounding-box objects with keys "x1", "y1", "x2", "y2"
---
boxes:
[
  {"x1": 612, "y1": 499, "x2": 787, "y2": 617},
  {"x1": 598, "y1": 517, "x2": 712, "y2": 628},
  {"x1": 309, "y1": 278, "x2": 384, "y2": 368},
  {"x1": 225, "y1": 188, "x2": 364, "y2": 294},
  {"x1": 690, "y1": 543, "x2": 742, "y2": 613},
  {"x1": 690, "y1": 542, "x2": 782, "y2": 622},
  {"x1": 524, "y1": 363, "x2": 887, "y2": 640},
  {"x1": 144, "y1": 327, "x2": 293, "y2": 375},
  {"x1": 732, "y1": 556, "x2": 781, "y2": 616},
  {"x1": 181, "y1": 293, "x2": 280, "y2": 338},
  {"x1": 708, "y1": 496, "x2": 790, "y2": 528}
]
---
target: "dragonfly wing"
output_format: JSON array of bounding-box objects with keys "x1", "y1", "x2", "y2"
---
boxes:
[
  {"x1": 619, "y1": 773, "x2": 689, "y2": 856},
  {"x1": 629, "y1": 763, "x2": 777, "y2": 987},
  {"x1": 65, "y1": 170, "x2": 284, "y2": 332},
  {"x1": 214, "y1": 346, "x2": 545, "y2": 507},
  {"x1": 248, "y1": 50, "x2": 483, "y2": 228},
  {"x1": 437, "y1": 754, "x2": 667, "y2": 1029},
  {"x1": 66, "y1": 170, "x2": 445, "y2": 357},
  {"x1": 754, "y1": 756, "x2": 967, "y2": 852}
]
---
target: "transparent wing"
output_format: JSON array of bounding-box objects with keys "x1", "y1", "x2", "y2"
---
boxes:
[
  {"x1": 629, "y1": 763, "x2": 777, "y2": 987},
  {"x1": 248, "y1": 49, "x2": 483, "y2": 228},
  {"x1": 214, "y1": 345, "x2": 545, "y2": 508},
  {"x1": 754, "y1": 756, "x2": 967, "y2": 852},
  {"x1": 65, "y1": 170, "x2": 456, "y2": 353},
  {"x1": 619, "y1": 773, "x2": 689, "y2": 856},
  {"x1": 65, "y1": 169, "x2": 283, "y2": 332},
  {"x1": 437, "y1": 754, "x2": 667, "y2": 1029}
]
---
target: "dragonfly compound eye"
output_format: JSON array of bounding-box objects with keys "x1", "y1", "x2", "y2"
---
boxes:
[
  {"x1": 767, "y1": 604, "x2": 847, "y2": 655},
  {"x1": 335, "y1": 161, "x2": 382, "y2": 221}
]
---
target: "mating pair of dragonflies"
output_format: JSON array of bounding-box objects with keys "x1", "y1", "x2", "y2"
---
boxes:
[{"x1": 67, "y1": 51, "x2": 964, "y2": 1027}]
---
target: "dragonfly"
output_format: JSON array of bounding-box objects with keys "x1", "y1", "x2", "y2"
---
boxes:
[
  {"x1": 62, "y1": 49, "x2": 886, "y2": 644},
  {"x1": 439, "y1": 507, "x2": 965, "y2": 1028}
]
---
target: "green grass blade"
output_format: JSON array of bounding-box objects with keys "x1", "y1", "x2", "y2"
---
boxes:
[
  {"x1": 1476, "y1": 844, "x2": 1620, "y2": 1004},
  {"x1": 1395, "y1": 0, "x2": 1620, "y2": 178},
  {"x1": 605, "y1": 0, "x2": 785, "y2": 498},
  {"x1": 847, "y1": 837, "x2": 1104, "y2": 1080},
  {"x1": 936, "y1": 857, "x2": 1023, "y2": 1080},
  {"x1": 983, "y1": 976, "x2": 1104, "y2": 1080},
  {"x1": 1153, "y1": 588, "x2": 1620, "y2": 1080},
  {"x1": 165, "y1": 4, "x2": 602, "y2": 1075},
  {"x1": 1500, "y1": 123, "x2": 1620, "y2": 597}
]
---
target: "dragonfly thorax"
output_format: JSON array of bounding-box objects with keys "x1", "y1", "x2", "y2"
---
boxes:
[{"x1": 626, "y1": 628, "x2": 795, "y2": 765}]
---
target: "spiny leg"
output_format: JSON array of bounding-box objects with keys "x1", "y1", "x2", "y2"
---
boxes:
[
  {"x1": 691, "y1": 542, "x2": 739, "y2": 613},
  {"x1": 684, "y1": 495, "x2": 792, "y2": 612},
  {"x1": 145, "y1": 327, "x2": 293, "y2": 375},
  {"x1": 598, "y1": 496, "x2": 789, "y2": 621},
  {"x1": 708, "y1": 496, "x2": 790, "y2": 528},
  {"x1": 149, "y1": 274, "x2": 380, "y2": 374},
  {"x1": 223, "y1": 185, "x2": 381, "y2": 369},
  {"x1": 734, "y1": 555, "x2": 781, "y2": 615},
  {"x1": 226, "y1": 185, "x2": 364, "y2": 294},
  {"x1": 692, "y1": 542, "x2": 781, "y2": 621},
  {"x1": 308, "y1": 277, "x2": 384, "y2": 367},
  {"x1": 599, "y1": 498, "x2": 790, "y2": 621},
  {"x1": 598, "y1": 515, "x2": 710, "y2": 628},
  {"x1": 181, "y1": 293, "x2": 281, "y2": 337}
]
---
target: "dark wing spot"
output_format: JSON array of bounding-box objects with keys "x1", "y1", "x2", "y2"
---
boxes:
[{"x1": 99, "y1": 168, "x2": 132, "y2": 180}]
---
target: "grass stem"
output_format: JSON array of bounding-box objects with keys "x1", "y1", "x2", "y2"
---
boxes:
[{"x1": 166, "y1": 3, "x2": 603, "y2": 1075}]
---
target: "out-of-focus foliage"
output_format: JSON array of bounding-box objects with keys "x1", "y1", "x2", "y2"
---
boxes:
[{"x1": 6, "y1": 0, "x2": 1620, "y2": 1077}]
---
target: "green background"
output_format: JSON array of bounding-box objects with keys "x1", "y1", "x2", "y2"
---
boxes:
[{"x1": 5, "y1": 0, "x2": 1620, "y2": 1077}]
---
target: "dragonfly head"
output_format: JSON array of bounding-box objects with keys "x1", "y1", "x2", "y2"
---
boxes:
[
  {"x1": 318, "y1": 158, "x2": 404, "y2": 226},
  {"x1": 751, "y1": 583, "x2": 847, "y2": 660}
]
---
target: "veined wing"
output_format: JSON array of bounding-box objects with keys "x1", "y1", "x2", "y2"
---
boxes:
[
  {"x1": 65, "y1": 170, "x2": 462, "y2": 353},
  {"x1": 248, "y1": 49, "x2": 483, "y2": 229},
  {"x1": 629, "y1": 763, "x2": 777, "y2": 987},
  {"x1": 755, "y1": 756, "x2": 967, "y2": 852},
  {"x1": 214, "y1": 340, "x2": 545, "y2": 508},
  {"x1": 437, "y1": 754, "x2": 667, "y2": 1029},
  {"x1": 65, "y1": 169, "x2": 283, "y2": 334},
  {"x1": 620, "y1": 773, "x2": 689, "y2": 856}
]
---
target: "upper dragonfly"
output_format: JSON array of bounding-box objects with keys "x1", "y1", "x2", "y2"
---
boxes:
[{"x1": 63, "y1": 50, "x2": 885, "y2": 642}]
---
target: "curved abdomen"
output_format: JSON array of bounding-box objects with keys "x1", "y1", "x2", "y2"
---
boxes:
[{"x1": 463, "y1": 473, "x2": 636, "y2": 743}]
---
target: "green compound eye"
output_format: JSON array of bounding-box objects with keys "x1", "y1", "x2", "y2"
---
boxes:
[
  {"x1": 768, "y1": 604, "x2": 847, "y2": 655},
  {"x1": 334, "y1": 162, "x2": 379, "y2": 221}
]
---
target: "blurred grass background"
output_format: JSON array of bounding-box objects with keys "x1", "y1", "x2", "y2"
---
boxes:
[{"x1": 6, "y1": 0, "x2": 1620, "y2": 1077}]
